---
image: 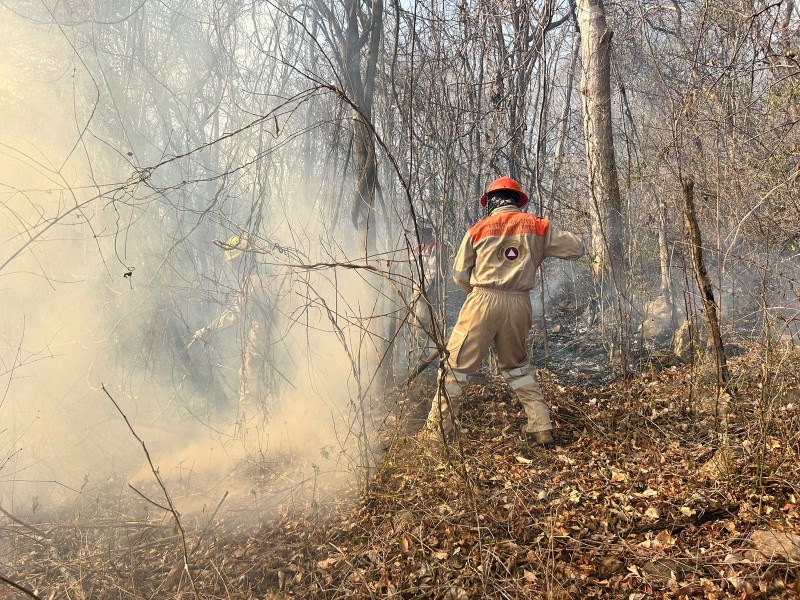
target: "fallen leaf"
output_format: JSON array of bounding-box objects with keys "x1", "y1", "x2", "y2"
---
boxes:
[
  {"x1": 611, "y1": 469, "x2": 629, "y2": 482},
  {"x1": 597, "y1": 556, "x2": 625, "y2": 578},
  {"x1": 523, "y1": 570, "x2": 537, "y2": 583},
  {"x1": 317, "y1": 557, "x2": 340, "y2": 569},
  {"x1": 655, "y1": 530, "x2": 675, "y2": 547},
  {"x1": 642, "y1": 558, "x2": 683, "y2": 580},
  {"x1": 444, "y1": 587, "x2": 468, "y2": 600},
  {"x1": 726, "y1": 575, "x2": 745, "y2": 591},
  {"x1": 723, "y1": 553, "x2": 745, "y2": 564},
  {"x1": 645, "y1": 507, "x2": 661, "y2": 519},
  {"x1": 399, "y1": 535, "x2": 414, "y2": 555}
]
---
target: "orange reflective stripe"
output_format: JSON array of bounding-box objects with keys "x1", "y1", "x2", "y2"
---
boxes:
[{"x1": 469, "y1": 213, "x2": 549, "y2": 244}]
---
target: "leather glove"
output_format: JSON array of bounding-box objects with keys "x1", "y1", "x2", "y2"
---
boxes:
[{"x1": 187, "y1": 327, "x2": 210, "y2": 349}]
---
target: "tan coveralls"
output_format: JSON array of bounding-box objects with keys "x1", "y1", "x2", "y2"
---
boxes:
[
  {"x1": 425, "y1": 205, "x2": 584, "y2": 439},
  {"x1": 200, "y1": 274, "x2": 276, "y2": 419},
  {"x1": 411, "y1": 240, "x2": 444, "y2": 340}
]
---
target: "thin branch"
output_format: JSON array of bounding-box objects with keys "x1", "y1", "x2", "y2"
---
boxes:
[
  {"x1": 102, "y1": 385, "x2": 200, "y2": 598},
  {"x1": 0, "y1": 573, "x2": 41, "y2": 600},
  {"x1": 0, "y1": 504, "x2": 49, "y2": 540}
]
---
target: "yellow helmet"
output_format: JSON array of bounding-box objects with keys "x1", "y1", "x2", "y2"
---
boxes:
[{"x1": 223, "y1": 235, "x2": 247, "y2": 261}]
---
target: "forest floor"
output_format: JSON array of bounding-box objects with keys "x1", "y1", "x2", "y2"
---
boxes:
[{"x1": 3, "y1": 343, "x2": 800, "y2": 599}]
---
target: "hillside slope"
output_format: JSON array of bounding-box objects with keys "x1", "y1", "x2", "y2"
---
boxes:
[{"x1": 4, "y1": 346, "x2": 800, "y2": 599}]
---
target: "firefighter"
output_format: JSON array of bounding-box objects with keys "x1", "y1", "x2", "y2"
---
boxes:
[
  {"x1": 421, "y1": 177, "x2": 584, "y2": 448},
  {"x1": 410, "y1": 221, "x2": 444, "y2": 349},
  {"x1": 189, "y1": 235, "x2": 280, "y2": 422}
]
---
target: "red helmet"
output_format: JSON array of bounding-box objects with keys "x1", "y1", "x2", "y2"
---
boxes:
[{"x1": 480, "y1": 176, "x2": 529, "y2": 209}]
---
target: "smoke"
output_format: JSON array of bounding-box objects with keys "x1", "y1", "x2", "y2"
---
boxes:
[
  {"x1": 0, "y1": 7, "x2": 403, "y2": 526},
  {"x1": 1, "y1": 9, "x2": 111, "y2": 510}
]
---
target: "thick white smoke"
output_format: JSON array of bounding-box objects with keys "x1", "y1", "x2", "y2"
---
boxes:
[{"x1": 0, "y1": 7, "x2": 403, "y2": 525}]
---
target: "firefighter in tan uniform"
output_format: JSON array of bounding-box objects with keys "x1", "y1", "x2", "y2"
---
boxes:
[
  {"x1": 422, "y1": 177, "x2": 584, "y2": 448},
  {"x1": 190, "y1": 236, "x2": 281, "y2": 422},
  {"x1": 410, "y1": 222, "x2": 444, "y2": 352}
]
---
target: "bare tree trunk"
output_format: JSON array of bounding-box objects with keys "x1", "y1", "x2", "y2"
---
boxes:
[
  {"x1": 578, "y1": 0, "x2": 629, "y2": 371},
  {"x1": 657, "y1": 196, "x2": 674, "y2": 303},
  {"x1": 681, "y1": 177, "x2": 730, "y2": 391},
  {"x1": 303, "y1": 9, "x2": 319, "y2": 190},
  {"x1": 546, "y1": 31, "x2": 579, "y2": 216},
  {"x1": 578, "y1": 0, "x2": 625, "y2": 286},
  {"x1": 657, "y1": 194, "x2": 676, "y2": 333},
  {"x1": 351, "y1": 115, "x2": 378, "y2": 255},
  {"x1": 315, "y1": 0, "x2": 383, "y2": 256}
]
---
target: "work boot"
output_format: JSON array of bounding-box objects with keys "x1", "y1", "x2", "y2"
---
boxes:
[{"x1": 527, "y1": 429, "x2": 555, "y2": 449}]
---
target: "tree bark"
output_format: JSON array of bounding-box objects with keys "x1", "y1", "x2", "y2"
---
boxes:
[
  {"x1": 315, "y1": 0, "x2": 383, "y2": 256},
  {"x1": 657, "y1": 196, "x2": 674, "y2": 303},
  {"x1": 546, "y1": 32, "x2": 579, "y2": 216},
  {"x1": 578, "y1": 0, "x2": 625, "y2": 287},
  {"x1": 681, "y1": 177, "x2": 730, "y2": 390},
  {"x1": 578, "y1": 0, "x2": 630, "y2": 372}
]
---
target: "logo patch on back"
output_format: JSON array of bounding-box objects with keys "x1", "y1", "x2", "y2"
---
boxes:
[{"x1": 504, "y1": 246, "x2": 520, "y2": 261}]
